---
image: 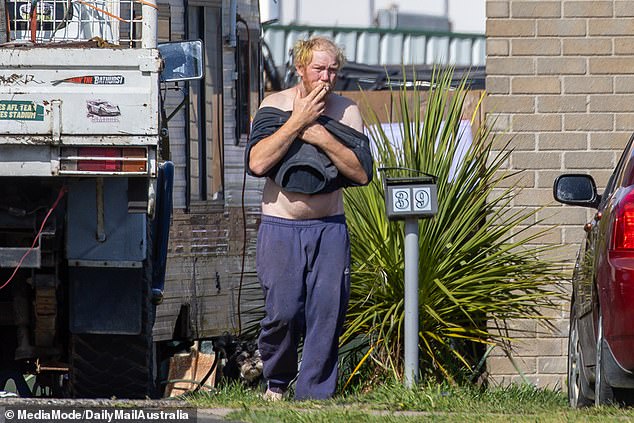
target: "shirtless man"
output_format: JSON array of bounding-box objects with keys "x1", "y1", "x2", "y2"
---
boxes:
[{"x1": 246, "y1": 36, "x2": 372, "y2": 400}]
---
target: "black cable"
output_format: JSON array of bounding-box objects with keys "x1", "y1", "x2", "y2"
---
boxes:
[{"x1": 235, "y1": 14, "x2": 250, "y2": 336}]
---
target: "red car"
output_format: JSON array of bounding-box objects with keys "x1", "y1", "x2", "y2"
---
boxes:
[{"x1": 554, "y1": 141, "x2": 634, "y2": 407}]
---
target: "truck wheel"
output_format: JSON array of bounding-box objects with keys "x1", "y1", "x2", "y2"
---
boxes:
[
  {"x1": 70, "y1": 252, "x2": 158, "y2": 399},
  {"x1": 70, "y1": 331, "x2": 156, "y2": 399}
]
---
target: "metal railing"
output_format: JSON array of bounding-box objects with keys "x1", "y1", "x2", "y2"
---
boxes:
[
  {"x1": 263, "y1": 23, "x2": 485, "y2": 69},
  {"x1": 5, "y1": 0, "x2": 145, "y2": 45}
]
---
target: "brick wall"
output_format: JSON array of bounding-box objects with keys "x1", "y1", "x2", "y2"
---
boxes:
[{"x1": 485, "y1": 0, "x2": 632, "y2": 387}]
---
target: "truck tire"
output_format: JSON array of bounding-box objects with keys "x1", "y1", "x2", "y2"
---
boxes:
[
  {"x1": 70, "y1": 250, "x2": 158, "y2": 399},
  {"x1": 70, "y1": 331, "x2": 156, "y2": 399}
]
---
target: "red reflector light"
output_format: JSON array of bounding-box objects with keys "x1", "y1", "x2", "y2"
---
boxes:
[
  {"x1": 77, "y1": 147, "x2": 121, "y2": 172},
  {"x1": 614, "y1": 190, "x2": 634, "y2": 250},
  {"x1": 122, "y1": 148, "x2": 147, "y2": 173}
]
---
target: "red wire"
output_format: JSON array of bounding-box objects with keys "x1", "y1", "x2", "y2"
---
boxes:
[{"x1": 0, "y1": 186, "x2": 67, "y2": 291}]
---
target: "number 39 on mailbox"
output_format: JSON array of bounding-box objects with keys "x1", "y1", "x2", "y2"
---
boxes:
[{"x1": 383, "y1": 176, "x2": 438, "y2": 220}]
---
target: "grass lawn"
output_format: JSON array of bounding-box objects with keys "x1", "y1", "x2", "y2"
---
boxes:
[{"x1": 187, "y1": 381, "x2": 634, "y2": 422}]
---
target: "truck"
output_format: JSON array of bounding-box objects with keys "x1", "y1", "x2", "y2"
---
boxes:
[{"x1": 0, "y1": 0, "x2": 264, "y2": 398}]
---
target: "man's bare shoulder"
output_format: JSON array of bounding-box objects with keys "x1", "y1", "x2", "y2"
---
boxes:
[
  {"x1": 260, "y1": 88, "x2": 295, "y2": 111},
  {"x1": 327, "y1": 93, "x2": 363, "y2": 131}
]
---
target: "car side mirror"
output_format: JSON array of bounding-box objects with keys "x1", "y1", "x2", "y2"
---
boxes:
[
  {"x1": 553, "y1": 174, "x2": 600, "y2": 208},
  {"x1": 158, "y1": 40, "x2": 204, "y2": 83}
]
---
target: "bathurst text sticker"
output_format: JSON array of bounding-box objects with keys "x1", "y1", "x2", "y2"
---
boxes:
[
  {"x1": 52, "y1": 75, "x2": 125, "y2": 86},
  {"x1": 0, "y1": 100, "x2": 45, "y2": 121}
]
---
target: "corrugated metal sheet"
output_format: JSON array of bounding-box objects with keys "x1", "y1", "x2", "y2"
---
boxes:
[{"x1": 263, "y1": 24, "x2": 486, "y2": 68}]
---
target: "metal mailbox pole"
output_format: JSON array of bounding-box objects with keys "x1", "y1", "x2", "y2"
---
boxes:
[
  {"x1": 383, "y1": 171, "x2": 438, "y2": 388},
  {"x1": 404, "y1": 218, "x2": 419, "y2": 388}
]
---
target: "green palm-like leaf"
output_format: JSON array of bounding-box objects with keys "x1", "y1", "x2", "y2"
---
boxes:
[{"x1": 341, "y1": 67, "x2": 562, "y2": 388}]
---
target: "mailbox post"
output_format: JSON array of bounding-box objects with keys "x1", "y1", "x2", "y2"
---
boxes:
[{"x1": 383, "y1": 173, "x2": 438, "y2": 388}]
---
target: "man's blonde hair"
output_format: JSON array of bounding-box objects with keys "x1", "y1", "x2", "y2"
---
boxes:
[{"x1": 293, "y1": 36, "x2": 346, "y2": 70}]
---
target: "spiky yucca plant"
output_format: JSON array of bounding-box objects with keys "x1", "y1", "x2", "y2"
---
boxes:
[{"x1": 340, "y1": 68, "x2": 562, "y2": 387}]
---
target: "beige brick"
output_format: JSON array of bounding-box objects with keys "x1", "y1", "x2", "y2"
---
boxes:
[
  {"x1": 512, "y1": 1, "x2": 561, "y2": 18},
  {"x1": 487, "y1": 57, "x2": 536, "y2": 75},
  {"x1": 539, "y1": 133, "x2": 587, "y2": 150},
  {"x1": 562, "y1": 38, "x2": 612, "y2": 55},
  {"x1": 590, "y1": 18, "x2": 634, "y2": 36},
  {"x1": 514, "y1": 188, "x2": 559, "y2": 205},
  {"x1": 488, "y1": 113, "x2": 512, "y2": 132},
  {"x1": 487, "y1": 19, "x2": 536, "y2": 37},
  {"x1": 590, "y1": 132, "x2": 632, "y2": 149},
  {"x1": 494, "y1": 170, "x2": 536, "y2": 188},
  {"x1": 514, "y1": 225, "x2": 563, "y2": 244},
  {"x1": 512, "y1": 77, "x2": 561, "y2": 94},
  {"x1": 538, "y1": 356, "x2": 567, "y2": 374},
  {"x1": 564, "y1": 1, "x2": 613, "y2": 18},
  {"x1": 564, "y1": 113, "x2": 613, "y2": 131},
  {"x1": 615, "y1": 76, "x2": 634, "y2": 93},
  {"x1": 563, "y1": 226, "x2": 589, "y2": 244},
  {"x1": 513, "y1": 114, "x2": 562, "y2": 132},
  {"x1": 538, "y1": 318, "x2": 569, "y2": 338},
  {"x1": 511, "y1": 339, "x2": 538, "y2": 356},
  {"x1": 491, "y1": 189, "x2": 511, "y2": 204},
  {"x1": 487, "y1": 39, "x2": 509, "y2": 56},
  {"x1": 489, "y1": 151, "x2": 511, "y2": 169},
  {"x1": 491, "y1": 133, "x2": 537, "y2": 151},
  {"x1": 512, "y1": 38, "x2": 561, "y2": 56},
  {"x1": 564, "y1": 76, "x2": 613, "y2": 94},
  {"x1": 549, "y1": 243, "x2": 582, "y2": 264},
  {"x1": 537, "y1": 95, "x2": 587, "y2": 113},
  {"x1": 616, "y1": 1, "x2": 634, "y2": 17},
  {"x1": 485, "y1": 95, "x2": 535, "y2": 113},
  {"x1": 536, "y1": 338, "x2": 565, "y2": 356},
  {"x1": 616, "y1": 114, "x2": 634, "y2": 130},
  {"x1": 513, "y1": 152, "x2": 562, "y2": 169},
  {"x1": 486, "y1": 374, "x2": 512, "y2": 386},
  {"x1": 537, "y1": 57, "x2": 586, "y2": 75},
  {"x1": 485, "y1": 76, "x2": 510, "y2": 94},
  {"x1": 487, "y1": 1, "x2": 509, "y2": 18},
  {"x1": 495, "y1": 206, "x2": 537, "y2": 225},
  {"x1": 564, "y1": 151, "x2": 615, "y2": 169},
  {"x1": 537, "y1": 19, "x2": 586, "y2": 37},
  {"x1": 536, "y1": 207, "x2": 587, "y2": 225},
  {"x1": 505, "y1": 318, "x2": 539, "y2": 338},
  {"x1": 615, "y1": 37, "x2": 634, "y2": 54},
  {"x1": 488, "y1": 356, "x2": 537, "y2": 374},
  {"x1": 589, "y1": 94, "x2": 634, "y2": 112}
]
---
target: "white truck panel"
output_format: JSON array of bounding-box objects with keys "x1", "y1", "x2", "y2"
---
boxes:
[{"x1": 0, "y1": 48, "x2": 161, "y2": 142}]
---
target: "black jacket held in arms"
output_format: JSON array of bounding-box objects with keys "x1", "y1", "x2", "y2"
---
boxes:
[{"x1": 245, "y1": 107, "x2": 373, "y2": 195}]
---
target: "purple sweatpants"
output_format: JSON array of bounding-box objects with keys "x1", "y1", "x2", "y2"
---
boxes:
[{"x1": 256, "y1": 214, "x2": 351, "y2": 400}]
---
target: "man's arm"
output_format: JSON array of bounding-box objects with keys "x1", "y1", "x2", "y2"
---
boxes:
[
  {"x1": 248, "y1": 85, "x2": 329, "y2": 176},
  {"x1": 299, "y1": 102, "x2": 369, "y2": 185}
]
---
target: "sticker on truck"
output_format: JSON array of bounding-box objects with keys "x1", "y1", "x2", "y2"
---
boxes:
[
  {"x1": 0, "y1": 100, "x2": 45, "y2": 121},
  {"x1": 86, "y1": 99, "x2": 121, "y2": 123},
  {"x1": 53, "y1": 75, "x2": 125, "y2": 86}
]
